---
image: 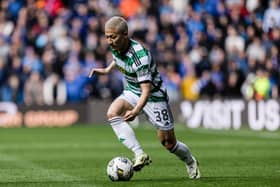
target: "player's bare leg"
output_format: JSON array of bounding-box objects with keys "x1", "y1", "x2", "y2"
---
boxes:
[{"x1": 157, "y1": 129, "x2": 200, "y2": 179}]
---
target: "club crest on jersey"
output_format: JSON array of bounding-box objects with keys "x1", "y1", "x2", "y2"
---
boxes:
[{"x1": 138, "y1": 69, "x2": 149, "y2": 76}]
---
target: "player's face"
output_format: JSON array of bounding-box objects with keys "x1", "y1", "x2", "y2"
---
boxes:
[{"x1": 105, "y1": 29, "x2": 127, "y2": 52}]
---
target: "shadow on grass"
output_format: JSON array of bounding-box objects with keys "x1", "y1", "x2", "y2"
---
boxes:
[
  {"x1": 131, "y1": 175, "x2": 279, "y2": 183},
  {"x1": 131, "y1": 176, "x2": 186, "y2": 182},
  {"x1": 1, "y1": 176, "x2": 279, "y2": 187},
  {"x1": 200, "y1": 176, "x2": 279, "y2": 182}
]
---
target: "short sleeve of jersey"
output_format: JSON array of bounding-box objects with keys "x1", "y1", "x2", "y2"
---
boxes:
[{"x1": 135, "y1": 55, "x2": 152, "y2": 83}]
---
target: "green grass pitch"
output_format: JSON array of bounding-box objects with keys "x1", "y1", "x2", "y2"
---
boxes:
[{"x1": 0, "y1": 124, "x2": 279, "y2": 187}]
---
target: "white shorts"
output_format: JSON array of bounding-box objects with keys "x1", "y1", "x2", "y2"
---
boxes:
[{"x1": 118, "y1": 90, "x2": 174, "y2": 130}]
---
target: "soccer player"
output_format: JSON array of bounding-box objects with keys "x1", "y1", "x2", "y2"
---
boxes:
[{"x1": 89, "y1": 16, "x2": 200, "y2": 179}]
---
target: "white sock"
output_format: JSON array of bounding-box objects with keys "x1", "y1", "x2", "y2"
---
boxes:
[
  {"x1": 109, "y1": 116, "x2": 144, "y2": 157},
  {"x1": 170, "y1": 141, "x2": 194, "y2": 165}
]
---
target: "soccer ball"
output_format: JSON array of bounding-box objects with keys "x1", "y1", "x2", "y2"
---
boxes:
[{"x1": 106, "y1": 156, "x2": 134, "y2": 181}]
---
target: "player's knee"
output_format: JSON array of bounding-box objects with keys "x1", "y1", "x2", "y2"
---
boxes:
[
  {"x1": 107, "y1": 112, "x2": 119, "y2": 120},
  {"x1": 161, "y1": 139, "x2": 176, "y2": 151},
  {"x1": 107, "y1": 112, "x2": 123, "y2": 126}
]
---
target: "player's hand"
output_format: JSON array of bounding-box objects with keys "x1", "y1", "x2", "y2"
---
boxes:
[
  {"x1": 88, "y1": 68, "x2": 96, "y2": 78},
  {"x1": 123, "y1": 110, "x2": 138, "y2": 121}
]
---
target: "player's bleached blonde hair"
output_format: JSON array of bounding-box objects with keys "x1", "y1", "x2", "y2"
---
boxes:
[{"x1": 105, "y1": 16, "x2": 128, "y2": 34}]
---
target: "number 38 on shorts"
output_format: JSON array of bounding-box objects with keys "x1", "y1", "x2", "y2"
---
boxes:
[{"x1": 146, "y1": 102, "x2": 174, "y2": 130}]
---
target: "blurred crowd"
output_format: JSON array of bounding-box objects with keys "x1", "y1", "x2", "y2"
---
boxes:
[{"x1": 0, "y1": 0, "x2": 279, "y2": 106}]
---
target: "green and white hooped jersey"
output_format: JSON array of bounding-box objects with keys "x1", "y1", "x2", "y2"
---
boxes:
[{"x1": 111, "y1": 39, "x2": 168, "y2": 102}]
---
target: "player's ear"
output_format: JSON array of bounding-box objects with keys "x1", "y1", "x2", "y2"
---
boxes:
[{"x1": 122, "y1": 32, "x2": 128, "y2": 40}]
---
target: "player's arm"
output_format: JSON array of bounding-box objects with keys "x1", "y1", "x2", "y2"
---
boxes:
[
  {"x1": 123, "y1": 81, "x2": 152, "y2": 121},
  {"x1": 88, "y1": 60, "x2": 116, "y2": 77}
]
